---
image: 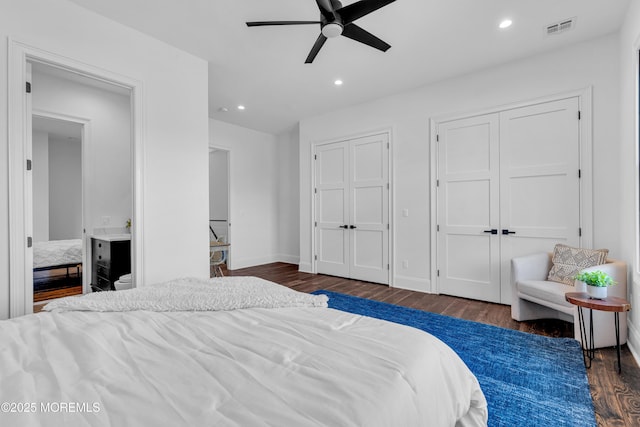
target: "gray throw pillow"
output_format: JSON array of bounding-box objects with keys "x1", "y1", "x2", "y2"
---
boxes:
[{"x1": 547, "y1": 244, "x2": 609, "y2": 286}]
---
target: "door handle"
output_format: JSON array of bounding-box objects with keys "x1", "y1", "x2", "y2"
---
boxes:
[
  {"x1": 339, "y1": 225, "x2": 349, "y2": 229},
  {"x1": 502, "y1": 229, "x2": 516, "y2": 235},
  {"x1": 349, "y1": 225, "x2": 357, "y2": 229},
  {"x1": 483, "y1": 229, "x2": 498, "y2": 235}
]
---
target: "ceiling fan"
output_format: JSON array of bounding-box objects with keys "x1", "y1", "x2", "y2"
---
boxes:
[{"x1": 246, "y1": 0, "x2": 397, "y2": 63}]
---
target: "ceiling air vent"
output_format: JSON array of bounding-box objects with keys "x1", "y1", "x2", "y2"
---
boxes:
[{"x1": 546, "y1": 18, "x2": 576, "y2": 36}]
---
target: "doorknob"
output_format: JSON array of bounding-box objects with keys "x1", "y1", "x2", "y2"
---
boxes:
[
  {"x1": 483, "y1": 229, "x2": 498, "y2": 235},
  {"x1": 502, "y1": 229, "x2": 516, "y2": 235},
  {"x1": 339, "y1": 225, "x2": 348, "y2": 229},
  {"x1": 349, "y1": 225, "x2": 357, "y2": 229}
]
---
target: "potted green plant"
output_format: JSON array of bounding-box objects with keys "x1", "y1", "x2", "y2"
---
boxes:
[{"x1": 574, "y1": 270, "x2": 616, "y2": 299}]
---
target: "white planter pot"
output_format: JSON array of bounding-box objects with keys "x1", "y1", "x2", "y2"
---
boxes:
[{"x1": 587, "y1": 285, "x2": 607, "y2": 299}]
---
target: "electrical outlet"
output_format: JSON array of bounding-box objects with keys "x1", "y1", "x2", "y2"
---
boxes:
[{"x1": 402, "y1": 209, "x2": 409, "y2": 217}]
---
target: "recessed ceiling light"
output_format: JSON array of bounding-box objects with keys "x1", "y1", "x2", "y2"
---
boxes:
[
  {"x1": 218, "y1": 107, "x2": 229, "y2": 113},
  {"x1": 334, "y1": 79, "x2": 343, "y2": 86},
  {"x1": 499, "y1": 19, "x2": 513, "y2": 29},
  {"x1": 237, "y1": 105, "x2": 245, "y2": 110}
]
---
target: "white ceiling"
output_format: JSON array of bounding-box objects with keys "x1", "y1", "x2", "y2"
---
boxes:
[{"x1": 69, "y1": 0, "x2": 629, "y2": 135}]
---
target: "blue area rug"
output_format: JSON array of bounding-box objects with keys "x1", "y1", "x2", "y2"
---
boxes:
[{"x1": 313, "y1": 290, "x2": 596, "y2": 427}]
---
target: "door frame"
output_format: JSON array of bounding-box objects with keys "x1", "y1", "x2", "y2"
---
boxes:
[
  {"x1": 310, "y1": 128, "x2": 394, "y2": 285},
  {"x1": 429, "y1": 87, "x2": 593, "y2": 295},
  {"x1": 8, "y1": 38, "x2": 145, "y2": 317}
]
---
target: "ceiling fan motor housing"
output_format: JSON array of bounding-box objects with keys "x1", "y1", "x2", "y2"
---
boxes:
[{"x1": 322, "y1": 22, "x2": 344, "y2": 38}]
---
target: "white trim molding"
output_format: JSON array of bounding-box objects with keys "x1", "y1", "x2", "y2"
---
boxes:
[
  {"x1": 634, "y1": 37, "x2": 640, "y2": 278},
  {"x1": 429, "y1": 118, "x2": 438, "y2": 294},
  {"x1": 7, "y1": 39, "x2": 145, "y2": 317},
  {"x1": 628, "y1": 320, "x2": 640, "y2": 367},
  {"x1": 298, "y1": 262, "x2": 313, "y2": 274},
  {"x1": 394, "y1": 275, "x2": 430, "y2": 293},
  {"x1": 276, "y1": 254, "x2": 300, "y2": 265}
]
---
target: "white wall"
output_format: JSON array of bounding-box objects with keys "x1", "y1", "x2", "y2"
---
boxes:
[
  {"x1": 276, "y1": 126, "x2": 300, "y2": 264},
  {"x1": 299, "y1": 34, "x2": 621, "y2": 293},
  {"x1": 209, "y1": 120, "x2": 299, "y2": 268},
  {"x1": 32, "y1": 69, "x2": 131, "y2": 236},
  {"x1": 619, "y1": 0, "x2": 640, "y2": 361},
  {"x1": 32, "y1": 130, "x2": 49, "y2": 242},
  {"x1": 0, "y1": 0, "x2": 210, "y2": 319},
  {"x1": 48, "y1": 136, "x2": 82, "y2": 240},
  {"x1": 209, "y1": 119, "x2": 279, "y2": 269}
]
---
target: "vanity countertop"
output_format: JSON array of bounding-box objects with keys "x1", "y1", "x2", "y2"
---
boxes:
[{"x1": 91, "y1": 234, "x2": 131, "y2": 242}]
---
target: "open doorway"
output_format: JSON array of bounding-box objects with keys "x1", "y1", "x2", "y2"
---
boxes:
[
  {"x1": 8, "y1": 40, "x2": 143, "y2": 318},
  {"x1": 31, "y1": 116, "x2": 84, "y2": 311},
  {"x1": 27, "y1": 60, "x2": 133, "y2": 312},
  {"x1": 209, "y1": 148, "x2": 230, "y2": 275}
]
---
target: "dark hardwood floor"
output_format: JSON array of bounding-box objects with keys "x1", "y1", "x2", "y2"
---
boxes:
[
  {"x1": 33, "y1": 267, "x2": 83, "y2": 312},
  {"x1": 221, "y1": 262, "x2": 640, "y2": 427}
]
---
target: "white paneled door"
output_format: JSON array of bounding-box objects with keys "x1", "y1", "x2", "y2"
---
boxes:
[
  {"x1": 437, "y1": 97, "x2": 582, "y2": 304},
  {"x1": 316, "y1": 141, "x2": 350, "y2": 279},
  {"x1": 437, "y1": 113, "x2": 502, "y2": 302},
  {"x1": 315, "y1": 134, "x2": 389, "y2": 285},
  {"x1": 498, "y1": 98, "x2": 581, "y2": 302}
]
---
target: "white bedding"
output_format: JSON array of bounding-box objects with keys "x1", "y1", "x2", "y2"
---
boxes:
[
  {"x1": 33, "y1": 239, "x2": 82, "y2": 269},
  {"x1": 0, "y1": 277, "x2": 487, "y2": 427},
  {"x1": 43, "y1": 276, "x2": 329, "y2": 313}
]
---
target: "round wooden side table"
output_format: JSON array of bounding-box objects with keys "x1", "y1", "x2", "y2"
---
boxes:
[{"x1": 565, "y1": 292, "x2": 631, "y2": 374}]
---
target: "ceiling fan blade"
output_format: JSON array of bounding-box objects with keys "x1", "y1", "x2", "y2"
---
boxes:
[
  {"x1": 246, "y1": 21, "x2": 321, "y2": 27},
  {"x1": 341, "y1": 23, "x2": 390, "y2": 52},
  {"x1": 338, "y1": 0, "x2": 397, "y2": 24},
  {"x1": 315, "y1": 0, "x2": 336, "y2": 21},
  {"x1": 305, "y1": 34, "x2": 328, "y2": 63}
]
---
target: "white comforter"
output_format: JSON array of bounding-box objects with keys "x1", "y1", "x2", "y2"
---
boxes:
[
  {"x1": 33, "y1": 239, "x2": 82, "y2": 269},
  {"x1": 0, "y1": 277, "x2": 487, "y2": 427},
  {"x1": 43, "y1": 276, "x2": 329, "y2": 312}
]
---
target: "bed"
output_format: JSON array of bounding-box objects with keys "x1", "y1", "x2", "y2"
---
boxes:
[
  {"x1": 33, "y1": 238, "x2": 82, "y2": 277},
  {"x1": 0, "y1": 277, "x2": 487, "y2": 426}
]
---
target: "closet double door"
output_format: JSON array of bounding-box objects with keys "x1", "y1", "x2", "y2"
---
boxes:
[
  {"x1": 436, "y1": 97, "x2": 581, "y2": 304},
  {"x1": 315, "y1": 134, "x2": 390, "y2": 285}
]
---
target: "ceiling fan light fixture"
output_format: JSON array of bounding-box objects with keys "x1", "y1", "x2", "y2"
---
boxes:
[{"x1": 322, "y1": 23, "x2": 343, "y2": 38}]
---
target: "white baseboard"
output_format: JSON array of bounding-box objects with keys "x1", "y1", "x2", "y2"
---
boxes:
[
  {"x1": 628, "y1": 321, "x2": 640, "y2": 367},
  {"x1": 230, "y1": 255, "x2": 279, "y2": 270},
  {"x1": 393, "y1": 275, "x2": 431, "y2": 293},
  {"x1": 298, "y1": 262, "x2": 313, "y2": 274},
  {"x1": 229, "y1": 254, "x2": 300, "y2": 270},
  {"x1": 276, "y1": 254, "x2": 299, "y2": 265}
]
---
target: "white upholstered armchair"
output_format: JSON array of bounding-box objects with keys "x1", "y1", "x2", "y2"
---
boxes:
[{"x1": 511, "y1": 252, "x2": 627, "y2": 348}]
